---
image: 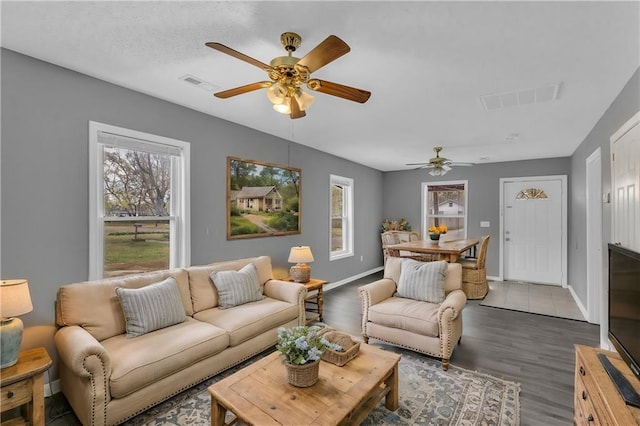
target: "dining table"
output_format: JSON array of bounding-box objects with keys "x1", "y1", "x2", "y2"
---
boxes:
[{"x1": 387, "y1": 238, "x2": 479, "y2": 263}]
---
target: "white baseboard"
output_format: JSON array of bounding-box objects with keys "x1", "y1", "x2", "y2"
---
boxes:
[
  {"x1": 487, "y1": 275, "x2": 500, "y2": 281},
  {"x1": 45, "y1": 379, "x2": 61, "y2": 397},
  {"x1": 568, "y1": 284, "x2": 589, "y2": 322},
  {"x1": 324, "y1": 266, "x2": 384, "y2": 291}
]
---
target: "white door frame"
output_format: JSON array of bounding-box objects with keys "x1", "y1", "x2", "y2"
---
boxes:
[
  {"x1": 586, "y1": 148, "x2": 603, "y2": 327},
  {"x1": 499, "y1": 175, "x2": 568, "y2": 286}
]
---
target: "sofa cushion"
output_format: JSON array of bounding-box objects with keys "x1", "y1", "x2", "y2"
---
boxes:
[
  {"x1": 102, "y1": 317, "x2": 229, "y2": 399},
  {"x1": 210, "y1": 263, "x2": 264, "y2": 309},
  {"x1": 397, "y1": 259, "x2": 447, "y2": 303},
  {"x1": 187, "y1": 256, "x2": 274, "y2": 313},
  {"x1": 368, "y1": 297, "x2": 440, "y2": 338},
  {"x1": 116, "y1": 277, "x2": 186, "y2": 338},
  {"x1": 194, "y1": 298, "x2": 298, "y2": 346},
  {"x1": 56, "y1": 269, "x2": 191, "y2": 341}
]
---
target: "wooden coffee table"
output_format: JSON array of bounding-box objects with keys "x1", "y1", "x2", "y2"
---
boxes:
[{"x1": 208, "y1": 343, "x2": 401, "y2": 426}]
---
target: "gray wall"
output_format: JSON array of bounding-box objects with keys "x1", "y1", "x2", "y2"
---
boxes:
[
  {"x1": 382, "y1": 66, "x2": 640, "y2": 311},
  {"x1": 569, "y1": 67, "x2": 639, "y2": 305},
  {"x1": 0, "y1": 49, "x2": 384, "y2": 377},
  {"x1": 382, "y1": 158, "x2": 572, "y2": 278}
]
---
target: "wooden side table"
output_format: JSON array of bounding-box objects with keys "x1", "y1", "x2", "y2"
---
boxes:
[
  {"x1": 288, "y1": 278, "x2": 328, "y2": 325},
  {"x1": 0, "y1": 347, "x2": 52, "y2": 426}
]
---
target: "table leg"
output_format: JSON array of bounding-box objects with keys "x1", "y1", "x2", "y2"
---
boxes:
[
  {"x1": 31, "y1": 373, "x2": 45, "y2": 426},
  {"x1": 385, "y1": 362, "x2": 399, "y2": 411},
  {"x1": 211, "y1": 399, "x2": 228, "y2": 426},
  {"x1": 317, "y1": 287, "x2": 324, "y2": 321}
]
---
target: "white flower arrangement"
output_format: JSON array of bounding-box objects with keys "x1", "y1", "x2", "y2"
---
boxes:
[{"x1": 276, "y1": 326, "x2": 343, "y2": 365}]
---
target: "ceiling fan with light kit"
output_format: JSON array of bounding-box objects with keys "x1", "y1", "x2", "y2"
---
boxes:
[
  {"x1": 206, "y1": 32, "x2": 371, "y2": 119},
  {"x1": 406, "y1": 147, "x2": 474, "y2": 176}
]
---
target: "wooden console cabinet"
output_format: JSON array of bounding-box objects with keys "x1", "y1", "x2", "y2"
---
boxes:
[{"x1": 574, "y1": 344, "x2": 640, "y2": 425}]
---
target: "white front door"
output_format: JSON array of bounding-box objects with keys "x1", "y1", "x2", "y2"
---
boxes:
[
  {"x1": 503, "y1": 177, "x2": 566, "y2": 285},
  {"x1": 611, "y1": 117, "x2": 640, "y2": 252}
]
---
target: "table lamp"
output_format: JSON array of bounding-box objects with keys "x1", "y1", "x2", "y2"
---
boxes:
[
  {"x1": 288, "y1": 246, "x2": 314, "y2": 283},
  {"x1": 0, "y1": 279, "x2": 33, "y2": 368}
]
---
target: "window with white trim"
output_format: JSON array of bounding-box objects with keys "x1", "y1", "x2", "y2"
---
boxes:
[
  {"x1": 422, "y1": 180, "x2": 468, "y2": 241},
  {"x1": 89, "y1": 122, "x2": 190, "y2": 279},
  {"x1": 330, "y1": 175, "x2": 354, "y2": 260}
]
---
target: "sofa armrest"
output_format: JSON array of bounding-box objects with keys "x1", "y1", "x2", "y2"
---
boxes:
[
  {"x1": 358, "y1": 278, "x2": 397, "y2": 335},
  {"x1": 264, "y1": 279, "x2": 308, "y2": 326},
  {"x1": 438, "y1": 289, "x2": 466, "y2": 321},
  {"x1": 55, "y1": 325, "x2": 112, "y2": 425},
  {"x1": 437, "y1": 289, "x2": 467, "y2": 360},
  {"x1": 358, "y1": 278, "x2": 397, "y2": 307}
]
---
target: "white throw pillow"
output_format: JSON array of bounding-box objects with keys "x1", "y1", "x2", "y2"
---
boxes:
[
  {"x1": 210, "y1": 263, "x2": 264, "y2": 309},
  {"x1": 116, "y1": 277, "x2": 186, "y2": 338},
  {"x1": 397, "y1": 259, "x2": 448, "y2": 303}
]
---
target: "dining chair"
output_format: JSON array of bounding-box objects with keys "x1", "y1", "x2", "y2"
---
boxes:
[
  {"x1": 380, "y1": 231, "x2": 434, "y2": 262},
  {"x1": 457, "y1": 235, "x2": 490, "y2": 299}
]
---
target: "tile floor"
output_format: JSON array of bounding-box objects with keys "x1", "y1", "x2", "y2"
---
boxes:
[{"x1": 480, "y1": 280, "x2": 585, "y2": 321}]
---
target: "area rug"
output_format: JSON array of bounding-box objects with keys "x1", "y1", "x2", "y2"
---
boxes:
[
  {"x1": 480, "y1": 280, "x2": 585, "y2": 321},
  {"x1": 123, "y1": 346, "x2": 520, "y2": 426}
]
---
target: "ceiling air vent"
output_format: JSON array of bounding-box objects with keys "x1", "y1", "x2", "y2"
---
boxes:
[
  {"x1": 179, "y1": 75, "x2": 220, "y2": 93},
  {"x1": 480, "y1": 82, "x2": 561, "y2": 111}
]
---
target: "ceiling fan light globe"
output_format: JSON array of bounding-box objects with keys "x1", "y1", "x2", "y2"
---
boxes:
[
  {"x1": 273, "y1": 101, "x2": 291, "y2": 114},
  {"x1": 442, "y1": 164, "x2": 452, "y2": 172},
  {"x1": 429, "y1": 167, "x2": 448, "y2": 177},
  {"x1": 294, "y1": 88, "x2": 315, "y2": 111},
  {"x1": 266, "y1": 83, "x2": 288, "y2": 105}
]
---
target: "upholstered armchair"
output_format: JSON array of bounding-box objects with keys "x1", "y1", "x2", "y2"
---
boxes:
[{"x1": 359, "y1": 257, "x2": 466, "y2": 370}]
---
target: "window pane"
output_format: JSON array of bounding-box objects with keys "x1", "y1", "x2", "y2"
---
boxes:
[
  {"x1": 103, "y1": 146, "x2": 172, "y2": 217},
  {"x1": 331, "y1": 184, "x2": 344, "y2": 251},
  {"x1": 428, "y1": 184, "x2": 465, "y2": 215},
  {"x1": 425, "y1": 182, "x2": 466, "y2": 240},
  {"x1": 331, "y1": 218, "x2": 344, "y2": 251},
  {"x1": 103, "y1": 220, "x2": 170, "y2": 278}
]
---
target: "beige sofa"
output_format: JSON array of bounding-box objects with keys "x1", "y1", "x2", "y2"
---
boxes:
[
  {"x1": 358, "y1": 257, "x2": 466, "y2": 370},
  {"x1": 54, "y1": 256, "x2": 306, "y2": 426}
]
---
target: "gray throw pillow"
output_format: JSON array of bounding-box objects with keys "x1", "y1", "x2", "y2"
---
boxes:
[
  {"x1": 397, "y1": 259, "x2": 448, "y2": 303},
  {"x1": 116, "y1": 277, "x2": 186, "y2": 338},
  {"x1": 210, "y1": 263, "x2": 264, "y2": 309}
]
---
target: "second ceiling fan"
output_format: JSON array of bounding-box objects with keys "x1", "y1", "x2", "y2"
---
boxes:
[
  {"x1": 206, "y1": 32, "x2": 371, "y2": 119},
  {"x1": 406, "y1": 147, "x2": 474, "y2": 176}
]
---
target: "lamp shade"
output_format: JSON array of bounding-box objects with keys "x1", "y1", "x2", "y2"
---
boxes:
[
  {"x1": 288, "y1": 246, "x2": 314, "y2": 264},
  {"x1": 0, "y1": 279, "x2": 33, "y2": 318}
]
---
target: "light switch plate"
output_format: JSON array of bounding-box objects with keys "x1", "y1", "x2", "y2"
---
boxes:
[{"x1": 480, "y1": 221, "x2": 490, "y2": 228}]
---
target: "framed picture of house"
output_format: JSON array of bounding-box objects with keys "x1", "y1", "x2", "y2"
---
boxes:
[{"x1": 227, "y1": 157, "x2": 301, "y2": 240}]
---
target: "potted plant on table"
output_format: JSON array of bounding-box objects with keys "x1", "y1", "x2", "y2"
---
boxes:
[
  {"x1": 428, "y1": 225, "x2": 448, "y2": 242},
  {"x1": 276, "y1": 326, "x2": 342, "y2": 387}
]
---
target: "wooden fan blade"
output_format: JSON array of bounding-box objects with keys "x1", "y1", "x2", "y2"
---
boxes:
[
  {"x1": 206, "y1": 42, "x2": 273, "y2": 72},
  {"x1": 290, "y1": 96, "x2": 306, "y2": 119},
  {"x1": 295, "y1": 35, "x2": 350, "y2": 74},
  {"x1": 214, "y1": 81, "x2": 272, "y2": 99},
  {"x1": 307, "y1": 79, "x2": 371, "y2": 103}
]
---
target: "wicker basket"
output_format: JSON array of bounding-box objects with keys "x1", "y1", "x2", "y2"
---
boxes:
[
  {"x1": 320, "y1": 331, "x2": 360, "y2": 367},
  {"x1": 284, "y1": 359, "x2": 320, "y2": 387}
]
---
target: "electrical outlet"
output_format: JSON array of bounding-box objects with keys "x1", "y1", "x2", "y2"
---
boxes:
[
  {"x1": 360, "y1": 256, "x2": 364, "y2": 262},
  {"x1": 480, "y1": 221, "x2": 490, "y2": 228}
]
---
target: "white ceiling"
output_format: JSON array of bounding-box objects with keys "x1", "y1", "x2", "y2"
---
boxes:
[{"x1": 2, "y1": 1, "x2": 639, "y2": 171}]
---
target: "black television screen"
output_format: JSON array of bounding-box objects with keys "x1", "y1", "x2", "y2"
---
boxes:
[{"x1": 608, "y1": 243, "x2": 640, "y2": 380}]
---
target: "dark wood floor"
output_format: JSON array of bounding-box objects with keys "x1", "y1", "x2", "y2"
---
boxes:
[
  {"x1": 322, "y1": 271, "x2": 600, "y2": 426},
  {"x1": 44, "y1": 271, "x2": 599, "y2": 425}
]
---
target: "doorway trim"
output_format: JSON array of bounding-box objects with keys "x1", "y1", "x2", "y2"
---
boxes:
[
  {"x1": 586, "y1": 147, "x2": 603, "y2": 327},
  {"x1": 499, "y1": 175, "x2": 568, "y2": 286}
]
